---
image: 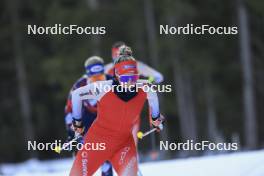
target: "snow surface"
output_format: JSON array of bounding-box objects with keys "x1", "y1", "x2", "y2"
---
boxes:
[{"x1": 1, "y1": 150, "x2": 264, "y2": 176}]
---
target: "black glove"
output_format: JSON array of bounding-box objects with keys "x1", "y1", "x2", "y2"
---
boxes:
[
  {"x1": 71, "y1": 118, "x2": 85, "y2": 136},
  {"x1": 66, "y1": 124, "x2": 75, "y2": 142}
]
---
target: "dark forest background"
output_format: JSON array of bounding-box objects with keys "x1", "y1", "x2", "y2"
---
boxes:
[{"x1": 0, "y1": 0, "x2": 264, "y2": 163}]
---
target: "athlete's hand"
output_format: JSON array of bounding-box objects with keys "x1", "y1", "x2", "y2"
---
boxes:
[
  {"x1": 148, "y1": 76, "x2": 163, "y2": 84},
  {"x1": 152, "y1": 114, "x2": 165, "y2": 131},
  {"x1": 148, "y1": 76, "x2": 155, "y2": 83},
  {"x1": 66, "y1": 124, "x2": 75, "y2": 142},
  {"x1": 71, "y1": 118, "x2": 85, "y2": 136}
]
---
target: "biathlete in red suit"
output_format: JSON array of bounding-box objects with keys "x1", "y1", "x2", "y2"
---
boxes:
[
  {"x1": 70, "y1": 56, "x2": 164, "y2": 176},
  {"x1": 105, "y1": 42, "x2": 164, "y2": 145}
]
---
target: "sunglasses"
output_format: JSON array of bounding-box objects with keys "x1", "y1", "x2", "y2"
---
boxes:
[{"x1": 118, "y1": 74, "x2": 139, "y2": 83}]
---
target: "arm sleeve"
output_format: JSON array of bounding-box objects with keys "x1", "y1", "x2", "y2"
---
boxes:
[
  {"x1": 65, "y1": 113, "x2": 73, "y2": 125},
  {"x1": 65, "y1": 75, "x2": 87, "y2": 114},
  {"x1": 137, "y1": 61, "x2": 164, "y2": 83},
  {"x1": 104, "y1": 62, "x2": 114, "y2": 74},
  {"x1": 71, "y1": 84, "x2": 99, "y2": 120},
  {"x1": 64, "y1": 97, "x2": 73, "y2": 125},
  {"x1": 65, "y1": 97, "x2": 72, "y2": 114},
  {"x1": 146, "y1": 90, "x2": 160, "y2": 119}
]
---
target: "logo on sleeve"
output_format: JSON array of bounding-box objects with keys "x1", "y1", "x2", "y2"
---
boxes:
[
  {"x1": 95, "y1": 87, "x2": 100, "y2": 96},
  {"x1": 79, "y1": 90, "x2": 93, "y2": 97}
]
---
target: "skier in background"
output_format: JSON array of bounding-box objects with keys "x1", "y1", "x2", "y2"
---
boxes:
[
  {"x1": 105, "y1": 41, "x2": 164, "y2": 84},
  {"x1": 70, "y1": 55, "x2": 165, "y2": 176},
  {"x1": 64, "y1": 56, "x2": 113, "y2": 176}
]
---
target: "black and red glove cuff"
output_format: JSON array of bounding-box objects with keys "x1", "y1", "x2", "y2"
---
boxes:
[{"x1": 72, "y1": 118, "x2": 84, "y2": 128}]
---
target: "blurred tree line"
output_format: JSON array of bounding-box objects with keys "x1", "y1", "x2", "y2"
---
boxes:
[{"x1": 0, "y1": 0, "x2": 264, "y2": 162}]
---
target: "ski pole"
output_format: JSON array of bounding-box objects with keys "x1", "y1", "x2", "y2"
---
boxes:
[
  {"x1": 53, "y1": 135, "x2": 82, "y2": 154},
  {"x1": 137, "y1": 128, "x2": 157, "y2": 140}
]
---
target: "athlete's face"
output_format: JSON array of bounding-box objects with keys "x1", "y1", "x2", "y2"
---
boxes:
[
  {"x1": 112, "y1": 47, "x2": 120, "y2": 61},
  {"x1": 90, "y1": 74, "x2": 106, "y2": 83}
]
